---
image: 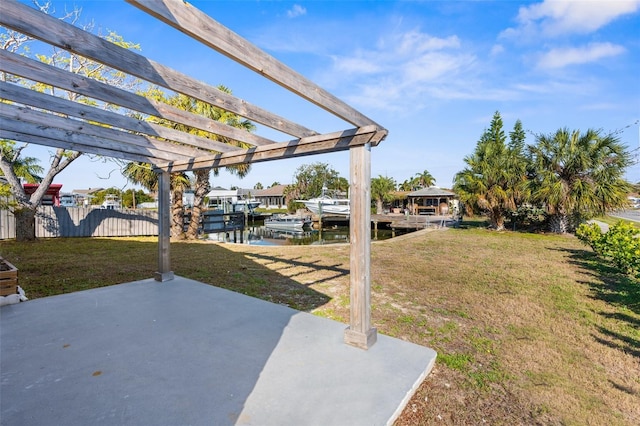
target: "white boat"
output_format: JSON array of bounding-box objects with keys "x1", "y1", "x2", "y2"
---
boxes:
[
  {"x1": 100, "y1": 194, "x2": 121, "y2": 210},
  {"x1": 264, "y1": 214, "x2": 311, "y2": 231},
  {"x1": 233, "y1": 199, "x2": 261, "y2": 213},
  {"x1": 207, "y1": 188, "x2": 260, "y2": 214},
  {"x1": 299, "y1": 189, "x2": 350, "y2": 216}
]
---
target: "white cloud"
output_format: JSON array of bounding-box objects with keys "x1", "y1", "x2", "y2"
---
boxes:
[
  {"x1": 502, "y1": 0, "x2": 640, "y2": 39},
  {"x1": 395, "y1": 30, "x2": 460, "y2": 54},
  {"x1": 287, "y1": 4, "x2": 307, "y2": 19},
  {"x1": 579, "y1": 102, "x2": 620, "y2": 111},
  {"x1": 490, "y1": 44, "x2": 504, "y2": 56},
  {"x1": 333, "y1": 55, "x2": 382, "y2": 74},
  {"x1": 327, "y1": 29, "x2": 475, "y2": 110},
  {"x1": 537, "y1": 42, "x2": 626, "y2": 69}
]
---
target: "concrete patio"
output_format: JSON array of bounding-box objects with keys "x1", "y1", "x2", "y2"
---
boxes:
[{"x1": 1, "y1": 276, "x2": 436, "y2": 425}]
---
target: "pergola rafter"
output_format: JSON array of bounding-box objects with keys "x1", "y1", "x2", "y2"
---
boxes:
[{"x1": 0, "y1": 0, "x2": 387, "y2": 349}]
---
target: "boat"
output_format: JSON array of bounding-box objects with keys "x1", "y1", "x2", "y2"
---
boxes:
[
  {"x1": 232, "y1": 199, "x2": 261, "y2": 213},
  {"x1": 206, "y1": 188, "x2": 260, "y2": 214},
  {"x1": 299, "y1": 188, "x2": 350, "y2": 216},
  {"x1": 264, "y1": 214, "x2": 311, "y2": 231},
  {"x1": 100, "y1": 194, "x2": 121, "y2": 210}
]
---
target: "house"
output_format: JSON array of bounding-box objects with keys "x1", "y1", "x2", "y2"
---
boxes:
[
  {"x1": 72, "y1": 188, "x2": 104, "y2": 207},
  {"x1": 407, "y1": 187, "x2": 457, "y2": 215},
  {"x1": 254, "y1": 184, "x2": 287, "y2": 209},
  {"x1": 23, "y1": 183, "x2": 63, "y2": 206}
]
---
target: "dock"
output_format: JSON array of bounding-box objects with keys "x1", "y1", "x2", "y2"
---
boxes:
[
  {"x1": 372, "y1": 213, "x2": 459, "y2": 231},
  {"x1": 308, "y1": 213, "x2": 459, "y2": 231}
]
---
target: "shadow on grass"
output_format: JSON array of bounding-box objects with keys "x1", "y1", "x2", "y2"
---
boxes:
[
  {"x1": 592, "y1": 326, "x2": 640, "y2": 359},
  {"x1": 240, "y1": 252, "x2": 349, "y2": 286},
  {"x1": 456, "y1": 218, "x2": 489, "y2": 229},
  {"x1": 550, "y1": 246, "x2": 640, "y2": 359},
  {"x1": 550, "y1": 247, "x2": 640, "y2": 316},
  {"x1": 1, "y1": 238, "x2": 331, "y2": 312}
]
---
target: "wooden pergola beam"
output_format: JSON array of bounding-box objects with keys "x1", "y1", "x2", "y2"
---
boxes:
[
  {"x1": 0, "y1": 0, "x2": 318, "y2": 138},
  {"x1": 157, "y1": 127, "x2": 387, "y2": 172},
  {"x1": 344, "y1": 144, "x2": 377, "y2": 349},
  {"x1": 0, "y1": 128, "x2": 159, "y2": 165},
  {"x1": 1, "y1": 82, "x2": 237, "y2": 155},
  {"x1": 0, "y1": 51, "x2": 272, "y2": 150},
  {"x1": 127, "y1": 0, "x2": 382, "y2": 129},
  {"x1": 0, "y1": 104, "x2": 202, "y2": 162},
  {"x1": 155, "y1": 170, "x2": 173, "y2": 282},
  {"x1": 0, "y1": 0, "x2": 389, "y2": 350}
]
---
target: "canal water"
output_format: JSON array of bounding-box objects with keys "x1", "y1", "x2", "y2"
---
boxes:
[{"x1": 206, "y1": 220, "x2": 399, "y2": 246}]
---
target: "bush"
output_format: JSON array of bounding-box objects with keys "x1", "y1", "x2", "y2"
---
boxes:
[
  {"x1": 576, "y1": 221, "x2": 640, "y2": 278},
  {"x1": 507, "y1": 205, "x2": 547, "y2": 231}
]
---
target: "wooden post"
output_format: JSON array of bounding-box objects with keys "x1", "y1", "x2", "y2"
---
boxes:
[
  {"x1": 344, "y1": 143, "x2": 377, "y2": 349},
  {"x1": 155, "y1": 169, "x2": 174, "y2": 282}
]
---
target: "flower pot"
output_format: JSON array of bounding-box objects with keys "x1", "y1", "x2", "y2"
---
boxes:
[{"x1": 0, "y1": 257, "x2": 18, "y2": 296}]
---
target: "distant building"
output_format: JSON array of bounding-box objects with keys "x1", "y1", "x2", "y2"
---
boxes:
[
  {"x1": 72, "y1": 188, "x2": 104, "y2": 207},
  {"x1": 23, "y1": 183, "x2": 63, "y2": 206},
  {"x1": 206, "y1": 187, "x2": 260, "y2": 213},
  {"x1": 407, "y1": 187, "x2": 457, "y2": 215},
  {"x1": 59, "y1": 193, "x2": 78, "y2": 207},
  {"x1": 253, "y1": 184, "x2": 287, "y2": 209}
]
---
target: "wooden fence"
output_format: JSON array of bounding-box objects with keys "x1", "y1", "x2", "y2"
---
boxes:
[{"x1": 0, "y1": 206, "x2": 158, "y2": 239}]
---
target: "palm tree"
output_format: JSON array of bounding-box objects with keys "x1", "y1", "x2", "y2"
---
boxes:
[
  {"x1": 414, "y1": 170, "x2": 435, "y2": 189},
  {"x1": 122, "y1": 162, "x2": 157, "y2": 192},
  {"x1": 528, "y1": 128, "x2": 631, "y2": 233},
  {"x1": 173, "y1": 87, "x2": 255, "y2": 239},
  {"x1": 398, "y1": 179, "x2": 414, "y2": 192},
  {"x1": 453, "y1": 112, "x2": 527, "y2": 230},
  {"x1": 0, "y1": 143, "x2": 44, "y2": 185},
  {"x1": 122, "y1": 161, "x2": 190, "y2": 239},
  {"x1": 371, "y1": 175, "x2": 396, "y2": 214},
  {"x1": 135, "y1": 86, "x2": 256, "y2": 239}
]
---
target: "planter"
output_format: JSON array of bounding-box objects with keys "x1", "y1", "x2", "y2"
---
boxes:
[{"x1": 0, "y1": 257, "x2": 18, "y2": 296}]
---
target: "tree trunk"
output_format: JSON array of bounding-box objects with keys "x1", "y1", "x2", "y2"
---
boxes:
[
  {"x1": 14, "y1": 207, "x2": 37, "y2": 242},
  {"x1": 549, "y1": 214, "x2": 569, "y2": 234},
  {"x1": 376, "y1": 199, "x2": 383, "y2": 215},
  {"x1": 185, "y1": 170, "x2": 210, "y2": 240},
  {"x1": 489, "y1": 208, "x2": 505, "y2": 231},
  {"x1": 171, "y1": 188, "x2": 186, "y2": 240}
]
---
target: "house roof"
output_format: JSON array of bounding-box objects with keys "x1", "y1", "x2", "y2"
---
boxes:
[
  {"x1": 0, "y1": 0, "x2": 387, "y2": 172},
  {"x1": 254, "y1": 184, "x2": 287, "y2": 197},
  {"x1": 206, "y1": 188, "x2": 238, "y2": 198},
  {"x1": 407, "y1": 187, "x2": 456, "y2": 197},
  {"x1": 72, "y1": 188, "x2": 104, "y2": 196}
]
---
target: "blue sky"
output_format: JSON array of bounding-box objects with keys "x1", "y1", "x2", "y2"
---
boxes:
[{"x1": 15, "y1": 0, "x2": 640, "y2": 192}]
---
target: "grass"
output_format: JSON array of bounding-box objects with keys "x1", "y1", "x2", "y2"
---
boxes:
[
  {"x1": 596, "y1": 214, "x2": 640, "y2": 229},
  {"x1": 1, "y1": 224, "x2": 639, "y2": 425}
]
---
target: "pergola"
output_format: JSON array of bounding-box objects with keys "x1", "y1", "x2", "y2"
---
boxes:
[{"x1": 0, "y1": 0, "x2": 387, "y2": 349}]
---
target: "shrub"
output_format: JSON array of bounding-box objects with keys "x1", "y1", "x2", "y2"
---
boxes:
[{"x1": 576, "y1": 221, "x2": 640, "y2": 278}]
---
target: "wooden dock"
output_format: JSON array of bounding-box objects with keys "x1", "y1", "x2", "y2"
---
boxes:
[
  {"x1": 308, "y1": 213, "x2": 459, "y2": 230},
  {"x1": 372, "y1": 213, "x2": 458, "y2": 230}
]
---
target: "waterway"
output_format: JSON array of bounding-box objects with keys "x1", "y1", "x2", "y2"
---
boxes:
[{"x1": 206, "y1": 221, "x2": 401, "y2": 246}]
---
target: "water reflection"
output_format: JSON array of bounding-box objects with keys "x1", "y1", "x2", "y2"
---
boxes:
[{"x1": 207, "y1": 224, "x2": 396, "y2": 246}]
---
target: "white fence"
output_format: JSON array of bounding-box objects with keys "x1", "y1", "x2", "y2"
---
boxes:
[{"x1": 0, "y1": 206, "x2": 158, "y2": 239}]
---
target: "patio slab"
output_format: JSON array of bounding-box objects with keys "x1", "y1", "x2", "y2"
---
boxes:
[{"x1": 1, "y1": 277, "x2": 436, "y2": 426}]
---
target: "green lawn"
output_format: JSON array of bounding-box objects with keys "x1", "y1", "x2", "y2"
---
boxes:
[{"x1": 1, "y1": 225, "x2": 638, "y2": 425}]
